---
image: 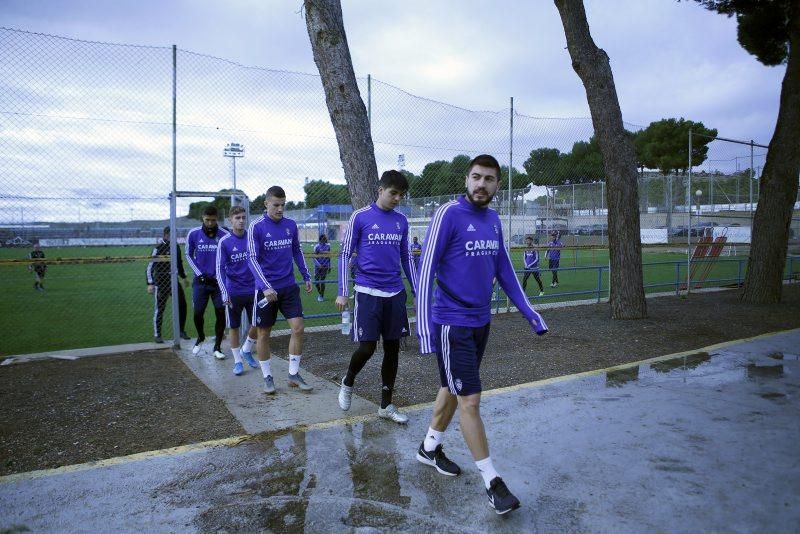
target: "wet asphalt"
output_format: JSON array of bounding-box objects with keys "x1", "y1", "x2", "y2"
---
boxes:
[{"x1": 1, "y1": 329, "x2": 798, "y2": 532}]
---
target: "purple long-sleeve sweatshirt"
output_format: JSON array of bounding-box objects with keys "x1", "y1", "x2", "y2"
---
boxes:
[
  {"x1": 338, "y1": 203, "x2": 416, "y2": 296},
  {"x1": 216, "y1": 231, "x2": 255, "y2": 301},
  {"x1": 416, "y1": 195, "x2": 548, "y2": 354},
  {"x1": 247, "y1": 214, "x2": 310, "y2": 291},
  {"x1": 185, "y1": 226, "x2": 229, "y2": 278}
]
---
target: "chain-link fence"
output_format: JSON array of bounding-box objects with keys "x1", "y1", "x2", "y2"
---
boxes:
[{"x1": 2, "y1": 27, "x2": 799, "y2": 356}]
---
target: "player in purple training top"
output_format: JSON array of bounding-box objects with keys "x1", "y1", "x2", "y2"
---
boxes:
[
  {"x1": 409, "y1": 236, "x2": 422, "y2": 271},
  {"x1": 415, "y1": 154, "x2": 548, "y2": 515},
  {"x1": 313, "y1": 234, "x2": 331, "y2": 302},
  {"x1": 522, "y1": 235, "x2": 544, "y2": 297},
  {"x1": 216, "y1": 206, "x2": 260, "y2": 376},
  {"x1": 185, "y1": 205, "x2": 229, "y2": 359},
  {"x1": 248, "y1": 186, "x2": 314, "y2": 394},
  {"x1": 546, "y1": 231, "x2": 563, "y2": 287},
  {"x1": 336, "y1": 170, "x2": 417, "y2": 424}
]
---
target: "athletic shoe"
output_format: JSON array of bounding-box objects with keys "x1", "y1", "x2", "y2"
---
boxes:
[
  {"x1": 538, "y1": 291, "x2": 545, "y2": 297},
  {"x1": 288, "y1": 372, "x2": 313, "y2": 391},
  {"x1": 192, "y1": 341, "x2": 204, "y2": 355},
  {"x1": 338, "y1": 379, "x2": 353, "y2": 410},
  {"x1": 242, "y1": 350, "x2": 258, "y2": 369},
  {"x1": 154, "y1": 336, "x2": 164, "y2": 344},
  {"x1": 486, "y1": 477, "x2": 521, "y2": 515},
  {"x1": 550, "y1": 283, "x2": 555, "y2": 288},
  {"x1": 377, "y1": 404, "x2": 408, "y2": 424},
  {"x1": 553, "y1": 282, "x2": 559, "y2": 288},
  {"x1": 180, "y1": 331, "x2": 191, "y2": 340},
  {"x1": 213, "y1": 350, "x2": 226, "y2": 360},
  {"x1": 233, "y1": 362, "x2": 243, "y2": 376},
  {"x1": 263, "y1": 375, "x2": 276, "y2": 394},
  {"x1": 316, "y1": 295, "x2": 324, "y2": 302},
  {"x1": 416, "y1": 443, "x2": 461, "y2": 476}
]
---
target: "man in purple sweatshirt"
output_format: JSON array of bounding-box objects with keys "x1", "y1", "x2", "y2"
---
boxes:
[
  {"x1": 416, "y1": 154, "x2": 548, "y2": 515},
  {"x1": 335, "y1": 170, "x2": 417, "y2": 424},
  {"x1": 248, "y1": 186, "x2": 313, "y2": 394},
  {"x1": 186, "y1": 205, "x2": 229, "y2": 359},
  {"x1": 216, "y1": 206, "x2": 260, "y2": 376}
]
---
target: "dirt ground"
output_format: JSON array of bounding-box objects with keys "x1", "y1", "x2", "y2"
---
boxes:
[{"x1": 2, "y1": 285, "x2": 799, "y2": 476}]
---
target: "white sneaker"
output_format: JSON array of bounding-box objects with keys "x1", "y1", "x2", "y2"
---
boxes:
[
  {"x1": 539, "y1": 291, "x2": 544, "y2": 297},
  {"x1": 316, "y1": 295, "x2": 324, "y2": 302},
  {"x1": 192, "y1": 341, "x2": 203, "y2": 355},
  {"x1": 377, "y1": 404, "x2": 408, "y2": 424},
  {"x1": 338, "y1": 379, "x2": 353, "y2": 411},
  {"x1": 213, "y1": 350, "x2": 226, "y2": 360}
]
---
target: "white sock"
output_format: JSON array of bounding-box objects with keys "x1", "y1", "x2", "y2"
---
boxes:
[
  {"x1": 476, "y1": 457, "x2": 499, "y2": 489},
  {"x1": 423, "y1": 427, "x2": 443, "y2": 452},
  {"x1": 259, "y1": 359, "x2": 272, "y2": 378},
  {"x1": 232, "y1": 347, "x2": 242, "y2": 364},
  {"x1": 288, "y1": 354, "x2": 301, "y2": 375},
  {"x1": 242, "y1": 336, "x2": 256, "y2": 352}
]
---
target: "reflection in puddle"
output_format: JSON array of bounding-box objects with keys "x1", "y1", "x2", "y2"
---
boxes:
[
  {"x1": 747, "y1": 364, "x2": 784, "y2": 380},
  {"x1": 651, "y1": 352, "x2": 711, "y2": 374},
  {"x1": 606, "y1": 367, "x2": 640, "y2": 388}
]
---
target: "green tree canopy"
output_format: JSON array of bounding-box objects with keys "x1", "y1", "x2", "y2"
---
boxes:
[
  {"x1": 187, "y1": 189, "x2": 246, "y2": 220},
  {"x1": 634, "y1": 118, "x2": 717, "y2": 175},
  {"x1": 304, "y1": 179, "x2": 350, "y2": 208}
]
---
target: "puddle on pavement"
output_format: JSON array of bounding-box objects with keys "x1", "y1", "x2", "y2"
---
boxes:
[
  {"x1": 767, "y1": 352, "x2": 800, "y2": 361},
  {"x1": 606, "y1": 367, "x2": 640, "y2": 388},
  {"x1": 650, "y1": 352, "x2": 711, "y2": 374},
  {"x1": 747, "y1": 364, "x2": 784, "y2": 380}
]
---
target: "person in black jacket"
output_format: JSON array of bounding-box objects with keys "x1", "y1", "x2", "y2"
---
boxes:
[{"x1": 146, "y1": 226, "x2": 190, "y2": 343}]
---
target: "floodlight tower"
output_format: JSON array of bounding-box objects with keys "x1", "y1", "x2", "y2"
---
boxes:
[{"x1": 223, "y1": 142, "x2": 245, "y2": 191}]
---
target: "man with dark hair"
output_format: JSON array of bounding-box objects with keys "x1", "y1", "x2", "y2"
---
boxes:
[
  {"x1": 313, "y1": 234, "x2": 331, "y2": 302},
  {"x1": 410, "y1": 236, "x2": 422, "y2": 271},
  {"x1": 29, "y1": 242, "x2": 47, "y2": 291},
  {"x1": 336, "y1": 170, "x2": 417, "y2": 424},
  {"x1": 546, "y1": 231, "x2": 563, "y2": 287},
  {"x1": 186, "y1": 205, "x2": 229, "y2": 359},
  {"x1": 146, "y1": 227, "x2": 190, "y2": 343},
  {"x1": 248, "y1": 186, "x2": 314, "y2": 394},
  {"x1": 416, "y1": 154, "x2": 548, "y2": 515},
  {"x1": 216, "y1": 206, "x2": 260, "y2": 375}
]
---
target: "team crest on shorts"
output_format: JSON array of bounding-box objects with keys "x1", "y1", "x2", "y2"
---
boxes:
[{"x1": 455, "y1": 378, "x2": 463, "y2": 392}]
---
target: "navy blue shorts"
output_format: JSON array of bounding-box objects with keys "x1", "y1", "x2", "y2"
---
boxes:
[
  {"x1": 549, "y1": 259, "x2": 560, "y2": 270},
  {"x1": 255, "y1": 285, "x2": 303, "y2": 328},
  {"x1": 434, "y1": 322, "x2": 491, "y2": 396},
  {"x1": 352, "y1": 289, "x2": 410, "y2": 342},
  {"x1": 193, "y1": 278, "x2": 223, "y2": 310},
  {"x1": 226, "y1": 293, "x2": 255, "y2": 329}
]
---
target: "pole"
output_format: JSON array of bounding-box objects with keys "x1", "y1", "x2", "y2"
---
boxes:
[
  {"x1": 169, "y1": 45, "x2": 181, "y2": 349},
  {"x1": 232, "y1": 156, "x2": 237, "y2": 191},
  {"x1": 749, "y1": 140, "x2": 754, "y2": 224},
  {"x1": 507, "y1": 97, "x2": 513, "y2": 310},
  {"x1": 687, "y1": 129, "x2": 692, "y2": 294}
]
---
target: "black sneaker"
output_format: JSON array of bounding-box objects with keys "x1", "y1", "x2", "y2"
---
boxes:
[
  {"x1": 154, "y1": 336, "x2": 164, "y2": 344},
  {"x1": 180, "y1": 331, "x2": 191, "y2": 340},
  {"x1": 486, "y1": 477, "x2": 520, "y2": 515},
  {"x1": 416, "y1": 443, "x2": 461, "y2": 476}
]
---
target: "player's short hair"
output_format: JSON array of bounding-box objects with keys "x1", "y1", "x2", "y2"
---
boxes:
[
  {"x1": 202, "y1": 205, "x2": 218, "y2": 217},
  {"x1": 319, "y1": 234, "x2": 327, "y2": 241},
  {"x1": 163, "y1": 226, "x2": 170, "y2": 234},
  {"x1": 467, "y1": 154, "x2": 501, "y2": 178},
  {"x1": 229, "y1": 206, "x2": 246, "y2": 217},
  {"x1": 379, "y1": 170, "x2": 408, "y2": 192},
  {"x1": 266, "y1": 186, "x2": 286, "y2": 199}
]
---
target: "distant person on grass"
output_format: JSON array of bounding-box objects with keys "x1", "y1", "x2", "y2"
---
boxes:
[
  {"x1": 546, "y1": 231, "x2": 563, "y2": 288},
  {"x1": 29, "y1": 242, "x2": 47, "y2": 291},
  {"x1": 522, "y1": 235, "x2": 544, "y2": 297},
  {"x1": 248, "y1": 186, "x2": 314, "y2": 394},
  {"x1": 313, "y1": 234, "x2": 331, "y2": 302},
  {"x1": 146, "y1": 227, "x2": 190, "y2": 343},
  {"x1": 335, "y1": 170, "x2": 417, "y2": 424},
  {"x1": 186, "y1": 205, "x2": 229, "y2": 359},
  {"x1": 215, "y1": 206, "x2": 259, "y2": 376},
  {"x1": 410, "y1": 236, "x2": 422, "y2": 270},
  {"x1": 416, "y1": 154, "x2": 548, "y2": 515}
]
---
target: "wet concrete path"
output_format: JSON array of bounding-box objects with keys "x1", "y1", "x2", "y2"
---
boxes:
[{"x1": 1, "y1": 330, "x2": 799, "y2": 532}]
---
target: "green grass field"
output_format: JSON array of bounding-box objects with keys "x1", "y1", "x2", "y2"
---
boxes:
[{"x1": 0, "y1": 243, "x2": 782, "y2": 356}]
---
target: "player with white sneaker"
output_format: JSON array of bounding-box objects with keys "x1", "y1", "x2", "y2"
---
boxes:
[
  {"x1": 336, "y1": 170, "x2": 417, "y2": 424},
  {"x1": 521, "y1": 235, "x2": 545, "y2": 297},
  {"x1": 416, "y1": 155, "x2": 548, "y2": 515},
  {"x1": 313, "y1": 234, "x2": 331, "y2": 302},
  {"x1": 248, "y1": 186, "x2": 314, "y2": 394},
  {"x1": 216, "y1": 206, "x2": 260, "y2": 376}
]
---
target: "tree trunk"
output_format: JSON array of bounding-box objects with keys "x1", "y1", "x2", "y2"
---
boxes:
[
  {"x1": 741, "y1": 3, "x2": 800, "y2": 304},
  {"x1": 554, "y1": 0, "x2": 647, "y2": 319},
  {"x1": 303, "y1": 0, "x2": 376, "y2": 210}
]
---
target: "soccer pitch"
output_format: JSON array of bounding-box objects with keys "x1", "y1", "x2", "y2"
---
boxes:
[{"x1": 0, "y1": 244, "x2": 755, "y2": 356}]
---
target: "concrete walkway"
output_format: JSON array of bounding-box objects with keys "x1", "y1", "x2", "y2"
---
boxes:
[{"x1": 1, "y1": 330, "x2": 799, "y2": 532}]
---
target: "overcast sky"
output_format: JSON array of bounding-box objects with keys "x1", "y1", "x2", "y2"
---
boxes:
[{"x1": 1, "y1": 0, "x2": 784, "y2": 222}]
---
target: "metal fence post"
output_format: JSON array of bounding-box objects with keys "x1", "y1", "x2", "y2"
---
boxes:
[
  {"x1": 507, "y1": 96, "x2": 513, "y2": 311},
  {"x1": 687, "y1": 129, "x2": 692, "y2": 294},
  {"x1": 169, "y1": 44, "x2": 180, "y2": 349}
]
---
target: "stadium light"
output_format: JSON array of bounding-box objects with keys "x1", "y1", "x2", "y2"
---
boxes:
[{"x1": 223, "y1": 142, "x2": 245, "y2": 191}]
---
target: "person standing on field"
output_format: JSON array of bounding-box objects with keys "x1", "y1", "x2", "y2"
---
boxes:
[
  {"x1": 146, "y1": 227, "x2": 190, "y2": 343},
  {"x1": 416, "y1": 154, "x2": 548, "y2": 515},
  {"x1": 29, "y1": 242, "x2": 47, "y2": 291},
  {"x1": 313, "y1": 234, "x2": 331, "y2": 302},
  {"x1": 546, "y1": 231, "x2": 563, "y2": 288},
  {"x1": 522, "y1": 235, "x2": 544, "y2": 297},
  {"x1": 216, "y1": 206, "x2": 260, "y2": 376}
]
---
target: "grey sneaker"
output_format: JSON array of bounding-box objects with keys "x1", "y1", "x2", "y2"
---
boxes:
[
  {"x1": 263, "y1": 375, "x2": 276, "y2": 394},
  {"x1": 288, "y1": 372, "x2": 313, "y2": 391},
  {"x1": 338, "y1": 379, "x2": 353, "y2": 411},
  {"x1": 378, "y1": 404, "x2": 408, "y2": 424}
]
